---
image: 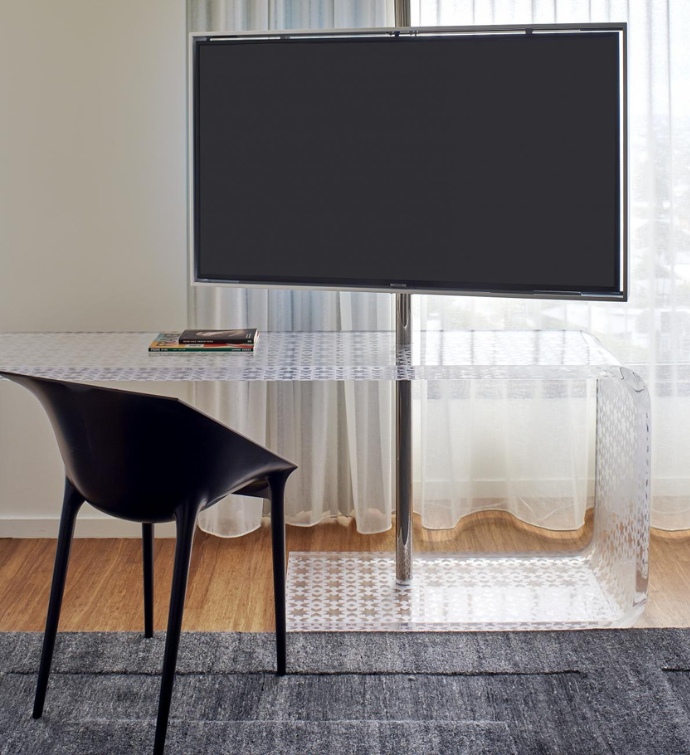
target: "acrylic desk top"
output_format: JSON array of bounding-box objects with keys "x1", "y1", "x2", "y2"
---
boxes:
[{"x1": 0, "y1": 330, "x2": 624, "y2": 382}]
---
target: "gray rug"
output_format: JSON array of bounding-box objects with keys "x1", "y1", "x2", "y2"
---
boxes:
[{"x1": 2, "y1": 629, "x2": 690, "y2": 754}]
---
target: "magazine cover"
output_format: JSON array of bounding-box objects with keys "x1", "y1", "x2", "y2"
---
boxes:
[{"x1": 178, "y1": 328, "x2": 258, "y2": 344}]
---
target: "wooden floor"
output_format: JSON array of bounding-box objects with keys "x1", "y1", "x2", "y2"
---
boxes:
[{"x1": 1, "y1": 512, "x2": 689, "y2": 632}]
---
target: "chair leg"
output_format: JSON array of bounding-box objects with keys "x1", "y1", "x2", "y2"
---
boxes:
[
  {"x1": 33, "y1": 478, "x2": 84, "y2": 719},
  {"x1": 269, "y1": 473, "x2": 289, "y2": 676},
  {"x1": 153, "y1": 507, "x2": 198, "y2": 755},
  {"x1": 142, "y1": 522, "x2": 154, "y2": 639}
]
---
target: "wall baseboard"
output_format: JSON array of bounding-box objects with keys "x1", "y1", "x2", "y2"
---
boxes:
[{"x1": 0, "y1": 517, "x2": 177, "y2": 538}]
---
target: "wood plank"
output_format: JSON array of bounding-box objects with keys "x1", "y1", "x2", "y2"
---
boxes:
[{"x1": 0, "y1": 514, "x2": 687, "y2": 632}]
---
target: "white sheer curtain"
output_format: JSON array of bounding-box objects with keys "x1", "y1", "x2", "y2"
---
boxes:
[
  {"x1": 412, "y1": 0, "x2": 690, "y2": 531},
  {"x1": 188, "y1": 0, "x2": 690, "y2": 536},
  {"x1": 188, "y1": 0, "x2": 395, "y2": 538}
]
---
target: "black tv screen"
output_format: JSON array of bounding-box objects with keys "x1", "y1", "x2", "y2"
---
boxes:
[{"x1": 191, "y1": 25, "x2": 626, "y2": 299}]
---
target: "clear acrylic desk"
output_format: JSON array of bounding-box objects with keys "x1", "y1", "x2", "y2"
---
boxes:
[{"x1": 0, "y1": 330, "x2": 650, "y2": 630}]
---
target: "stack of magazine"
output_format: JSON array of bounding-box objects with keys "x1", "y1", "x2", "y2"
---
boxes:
[{"x1": 148, "y1": 329, "x2": 258, "y2": 353}]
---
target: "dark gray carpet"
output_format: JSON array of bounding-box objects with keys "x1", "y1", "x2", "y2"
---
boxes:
[{"x1": 2, "y1": 629, "x2": 690, "y2": 754}]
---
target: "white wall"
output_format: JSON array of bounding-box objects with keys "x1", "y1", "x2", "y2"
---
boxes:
[{"x1": 0, "y1": 0, "x2": 188, "y2": 536}]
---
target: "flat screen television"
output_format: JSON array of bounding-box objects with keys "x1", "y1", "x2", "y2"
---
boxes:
[{"x1": 190, "y1": 24, "x2": 627, "y2": 300}]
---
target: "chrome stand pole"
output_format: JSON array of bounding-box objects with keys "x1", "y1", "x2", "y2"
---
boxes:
[
  {"x1": 395, "y1": 292, "x2": 413, "y2": 584},
  {"x1": 394, "y1": 0, "x2": 411, "y2": 26},
  {"x1": 393, "y1": 0, "x2": 413, "y2": 585}
]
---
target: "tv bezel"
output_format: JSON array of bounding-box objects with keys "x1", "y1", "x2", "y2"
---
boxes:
[{"x1": 188, "y1": 23, "x2": 628, "y2": 302}]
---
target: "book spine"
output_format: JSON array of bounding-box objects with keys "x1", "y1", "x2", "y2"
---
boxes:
[
  {"x1": 148, "y1": 346, "x2": 254, "y2": 353},
  {"x1": 178, "y1": 339, "x2": 254, "y2": 345}
]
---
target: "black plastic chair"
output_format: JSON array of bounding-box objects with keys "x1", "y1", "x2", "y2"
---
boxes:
[{"x1": 0, "y1": 371, "x2": 297, "y2": 754}]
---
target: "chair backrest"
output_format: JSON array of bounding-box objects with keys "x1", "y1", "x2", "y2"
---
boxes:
[{"x1": 0, "y1": 371, "x2": 294, "y2": 522}]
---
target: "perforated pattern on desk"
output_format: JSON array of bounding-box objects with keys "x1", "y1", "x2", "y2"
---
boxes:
[{"x1": 0, "y1": 330, "x2": 622, "y2": 382}]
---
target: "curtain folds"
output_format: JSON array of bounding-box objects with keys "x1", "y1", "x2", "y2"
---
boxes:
[{"x1": 188, "y1": 0, "x2": 690, "y2": 536}]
